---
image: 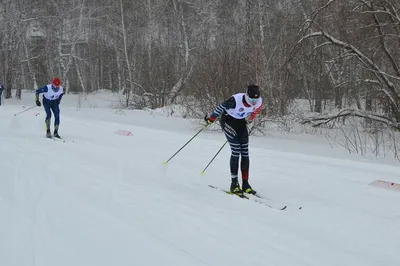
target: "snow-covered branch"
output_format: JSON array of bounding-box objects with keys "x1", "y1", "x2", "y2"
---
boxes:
[
  {"x1": 301, "y1": 109, "x2": 400, "y2": 130},
  {"x1": 298, "y1": 30, "x2": 400, "y2": 110}
]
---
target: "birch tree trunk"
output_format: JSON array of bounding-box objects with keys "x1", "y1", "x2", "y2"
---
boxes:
[
  {"x1": 168, "y1": 0, "x2": 193, "y2": 105},
  {"x1": 119, "y1": 0, "x2": 134, "y2": 107}
]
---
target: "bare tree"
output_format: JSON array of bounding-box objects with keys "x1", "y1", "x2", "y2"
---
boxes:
[{"x1": 293, "y1": 0, "x2": 400, "y2": 126}]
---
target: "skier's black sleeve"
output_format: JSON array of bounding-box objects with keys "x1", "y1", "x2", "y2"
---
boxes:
[{"x1": 210, "y1": 97, "x2": 236, "y2": 120}]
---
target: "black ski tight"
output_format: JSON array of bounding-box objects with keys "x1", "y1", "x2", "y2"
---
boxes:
[{"x1": 221, "y1": 122, "x2": 250, "y2": 180}]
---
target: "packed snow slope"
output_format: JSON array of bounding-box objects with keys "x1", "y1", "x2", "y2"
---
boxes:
[{"x1": 1, "y1": 93, "x2": 400, "y2": 266}]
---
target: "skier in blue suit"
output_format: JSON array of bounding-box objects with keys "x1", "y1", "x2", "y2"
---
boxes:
[
  {"x1": 35, "y1": 77, "x2": 64, "y2": 138},
  {"x1": 0, "y1": 82, "x2": 4, "y2": 106}
]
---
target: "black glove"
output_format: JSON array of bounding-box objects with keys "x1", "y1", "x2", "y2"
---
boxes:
[
  {"x1": 55, "y1": 99, "x2": 61, "y2": 105},
  {"x1": 36, "y1": 100, "x2": 41, "y2": 107}
]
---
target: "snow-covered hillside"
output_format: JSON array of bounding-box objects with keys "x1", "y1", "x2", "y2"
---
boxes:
[{"x1": 1, "y1": 93, "x2": 400, "y2": 266}]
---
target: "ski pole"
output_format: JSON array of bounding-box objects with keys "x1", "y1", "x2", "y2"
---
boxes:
[
  {"x1": 201, "y1": 140, "x2": 228, "y2": 175},
  {"x1": 200, "y1": 125, "x2": 254, "y2": 175},
  {"x1": 163, "y1": 125, "x2": 207, "y2": 164},
  {"x1": 14, "y1": 105, "x2": 37, "y2": 116}
]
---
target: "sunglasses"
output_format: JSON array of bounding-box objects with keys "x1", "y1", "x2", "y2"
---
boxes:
[{"x1": 248, "y1": 97, "x2": 260, "y2": 103}]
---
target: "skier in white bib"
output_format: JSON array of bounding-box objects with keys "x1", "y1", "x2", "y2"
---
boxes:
[
  {"x1": 205, "y1": 84, "x2": 262, "y2": 195},
  {"x1": 35, "y1": 77, "x2": 65, "y2": 138}
]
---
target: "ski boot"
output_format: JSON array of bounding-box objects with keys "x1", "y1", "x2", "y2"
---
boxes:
[
  {"x1": 230, "y1": 177, "x2": 243, "y2": 195},
  {"x1": 46, "y1": 129, "x2": 52, "y2": 138},
  {"x1": 242, "y1": 180, "x2": 256, "y2": 195},
  {"x1": 53, "y1": 130, "x2": 61, "y2": 139}
]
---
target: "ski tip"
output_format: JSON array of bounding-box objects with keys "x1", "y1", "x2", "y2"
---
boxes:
[
  {"x1": 163, "y1": 161, "x2": 167, "y2": 165},
  {"x1": 200, "y1": 171, "x2": 205, "y2": 175}
]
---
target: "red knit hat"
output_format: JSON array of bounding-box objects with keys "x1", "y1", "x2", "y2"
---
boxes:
[{"x1": 53, "y1": 77, "x2": 61, "y2": 87}]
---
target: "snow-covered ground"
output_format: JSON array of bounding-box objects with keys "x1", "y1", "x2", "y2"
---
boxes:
[{"x1": 1, "y1": 92, "x2": 400, "y2": 266}]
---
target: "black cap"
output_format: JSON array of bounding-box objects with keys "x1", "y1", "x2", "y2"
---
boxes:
[{"x1": 246, "y1": 84, "x2": 260, "y2": 98}]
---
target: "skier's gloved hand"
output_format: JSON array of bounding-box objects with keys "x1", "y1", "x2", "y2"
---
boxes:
[
  {"x1": 204, "y1": 115, "x2": 215, "y2": 125},
  {"x1": 246, "y1": 119, "x2": 255, "y2": 133},
  {"x1": 35, "y1": 94, "x2": 41, "y2": 106}
]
